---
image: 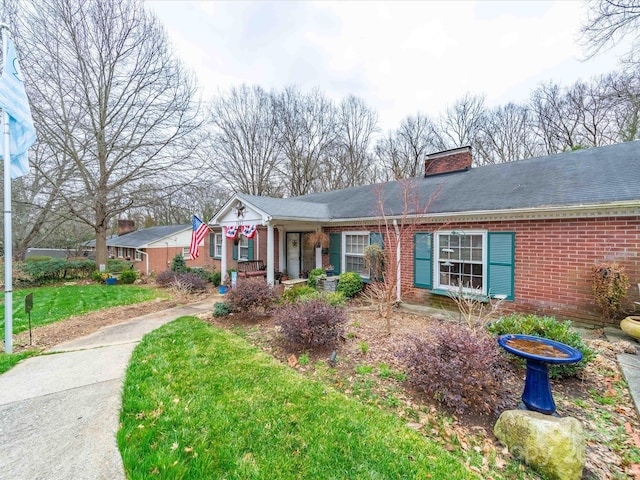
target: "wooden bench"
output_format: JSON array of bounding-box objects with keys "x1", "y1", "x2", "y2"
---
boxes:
[{"x1": 237, "y1": 260, "x2": 267, "y2": 278}]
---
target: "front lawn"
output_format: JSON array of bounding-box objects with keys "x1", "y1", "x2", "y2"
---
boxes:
[
  {"x1": 0, "y1": 284, "x2": 168, "y2": 337},
  {"x1": 118, "y1": 316, "x2": 477, "y2": 479}
]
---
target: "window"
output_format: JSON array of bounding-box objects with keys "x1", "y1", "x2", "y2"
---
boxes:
[
  {"x1": 117, "y1": 247, "x2": 124, "y2": 258},
  {"x1": 182, "y1": 247, "x2": 190, "y2": 257},
  {"x1": 214, "y1": 233, "x2": 223, "y2": 258},
  {"x1": 342, "y1": 231, "x2": 369, "y2": 277},
  {"x1": 434, "y1": 231, "x2": 486, "y2": 294},
  {"x1": 134, "y1": 250, "x2": 142, "y2": 261},
  {"x1": 238, "y1": 236, "x2": 249, "y2": 261}
]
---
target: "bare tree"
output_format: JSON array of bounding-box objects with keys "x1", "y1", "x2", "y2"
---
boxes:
[
  {"x1": 14, "y1": 0, "x2": 201, "y2": 269},
  {"x1": 207, "y1": 84, "x2": 283, "y2": 196},
  {"x1": 275, "y1": 86, "x2": 337, "y2": 196},
  {"x1": 580, "y1": 0, "x2": 640, "y2": 63},
  {"x1": 435, "y1": 93, "x2": 486, "y2": 152},
  {"x1": 475, "y1": 103, "x2": 539, "y2": 165},
  {"x1": 322, "y1": 95, "x2": 378, "y2": 190},
  {"x1": 530, "y1": 81, "x2": 582, "y2": 153},
  {"x1": 375, "y1": 113, "x2": 441, "y2": 180}
]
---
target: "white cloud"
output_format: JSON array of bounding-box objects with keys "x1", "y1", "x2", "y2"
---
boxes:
[{"x1": 149, "y1": 0, "x2": 629, "y2": 132}]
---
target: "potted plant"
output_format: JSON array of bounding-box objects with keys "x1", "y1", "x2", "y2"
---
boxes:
[{"x1": 305, "y1": 230, "x2": 330, "y2": 249}]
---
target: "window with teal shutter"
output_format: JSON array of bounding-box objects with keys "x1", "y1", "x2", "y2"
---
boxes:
[
  {"x1": 232, "y1": 243, "x2": 238, "y2": 261},
  {"x1": 248, "y1": 239, "x2": 255, "y2": 261},
  {"x1": 414, "y1": 233, "x2": 432, "y2": 288},
  {"x1": 209, "y1": 233, "x2": 215, "y2": 257},
  {"x1": 329, "y1": 233, "x2": 341, "y2": 273},
  {"x1": 487, "y1": 232, "x2": 515, "y2": 300}
]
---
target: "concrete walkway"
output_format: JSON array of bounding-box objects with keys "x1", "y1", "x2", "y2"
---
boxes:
[{"x1": 0, "y1": 299, "x2": 215, "y2": 480}]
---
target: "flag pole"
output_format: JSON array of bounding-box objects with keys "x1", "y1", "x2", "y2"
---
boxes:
[{"x1": 2, "y1": 24, "x2": 13, "y2": 354}]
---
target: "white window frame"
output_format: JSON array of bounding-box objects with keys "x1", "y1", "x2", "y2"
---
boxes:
[
  {"x1": 214, "y1": 233, "x2": 223, "y2": 258},
  {"x1": 433, "y1": 230, "x2": 487, "y2": 295},
  {"x1": 342, "y1": 231, "x2": 370, "y2": 279},
  {"x1": 117, "y1": 247, "x2": 124, "y2": 258},
  {"x1": 134, "y1": 250, "x2": 142, "y2": 261},
  {"x1": 238, "y1": 236, "x2": 249, "y2": 261},
  {"x1": 182, "y1": 247, "x2": 190, "y2": 258}
]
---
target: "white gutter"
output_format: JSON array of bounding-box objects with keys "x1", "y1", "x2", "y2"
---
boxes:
[{"x1": 393, "y1": 219, "x2": 401, "y2": 303}]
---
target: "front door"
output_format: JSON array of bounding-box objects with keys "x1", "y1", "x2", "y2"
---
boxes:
[
  {"x1": 286, "y1": 232, "x2": 316, "y2": 279},
  {"x1": 286, "y1": 233, "x2": 301, "y2": 278}
]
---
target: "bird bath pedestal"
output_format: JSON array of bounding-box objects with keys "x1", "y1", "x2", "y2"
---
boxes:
[{"x1": 497, "y1": 334, "x2": 583, "y2": 415}]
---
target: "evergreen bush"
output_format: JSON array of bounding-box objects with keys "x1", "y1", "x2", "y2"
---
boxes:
[{"x1": 336, "y1": 271, "x2": 363, "y2": 298}]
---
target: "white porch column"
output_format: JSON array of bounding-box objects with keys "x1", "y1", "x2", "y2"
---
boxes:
[
  {"x1": 315, "y1": 246, "x2": 322, "y2": 269},
  {"x1": 267, "y1": 224, "x2": 275, "y2": 285},
  {"x1": 221, "y1": 231, "x2": 228, "y2": 283},
  {"x1": 277, "y1": 227, "x2": 285, "y2": 272}
]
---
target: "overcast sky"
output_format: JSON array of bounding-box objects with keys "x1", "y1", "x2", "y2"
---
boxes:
[{"x1": 148, "y1": 0, "x2": 628, "y2": 132}]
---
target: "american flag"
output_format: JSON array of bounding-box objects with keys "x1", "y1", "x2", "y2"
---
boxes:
[{"x1": 190, "y1": 215, "x2": 211, "y2": 260}]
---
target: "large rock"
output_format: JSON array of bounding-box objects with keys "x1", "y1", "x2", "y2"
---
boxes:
[{"x1": 494, "y1": 410, "x2": 585, "y2": 480}]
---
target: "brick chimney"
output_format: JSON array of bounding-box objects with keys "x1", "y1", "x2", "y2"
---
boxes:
[
  {"x1": 424, "y1": 146, "x2": 472, "y2": 177},
  {"x1": 117, "y1": 219, "x2": 136, "y2": 235}
]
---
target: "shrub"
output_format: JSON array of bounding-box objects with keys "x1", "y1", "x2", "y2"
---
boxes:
[
  {"x1": 281, "y1": 285, "x2": 319, "y2": 303},
  {"x1": 211, "y1": 271, "x2": 222, "y2": 287},
  {"x1": 336, "y1": 271, "x2": 363, "y2": 298},
  {"x1": 488, "y1": 314, "x2": 596, "y2": 378},
  {"x1": 323, "y1": 291, "x2": 347, "y2": 306},
  {"x1": 119, "y1": 269, "x2": 137, "y2": 284},
  {"x1": 189, "y1": 267, "x2": 215, "y2": 283},
  {"x1": 400, "y1": 323, "x2": 507, "y2": 414},
  {"x1": 213, "y1": 302, "x2": 231, "y2": 317},
  {"x1": 171, "y1": 272, "x2": 209, "y2": 293},
  {"x1": 92, "y1": 270, "x2": 103, "y2": 283},
  {"x1": 155, "y1": 270, "x2": 177, "y2": 287},
  {"x1": 275, "y1": 298, "x2": 346, "y2": 349},
  {"x1": 592, "y1": 262, "x2": 630, "y2": 321},
  {"x1": 107, "y1": 259, "x2": 132, "y2": 273},
  {"x1": 307, "y1": 268, "x2": 326, "y2": 288},
  {"x1": 226, "y1": 278, "x2": 278, "y2": 313},
  {"x1": 18, "y1": 259, "x2": 95, "y2": 285},
  {"x1": 171, "y1": 254, "x2": 187, "y2": 273}
]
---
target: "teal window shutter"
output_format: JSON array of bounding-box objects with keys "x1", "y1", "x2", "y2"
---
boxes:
[
  {"x1": 414, "y1": 233, "x2": 432, "y2": 289},
  {"x1": 369, "y1": 232, "x2": 384, "y2": 248},
  {"x1": 248, "y1": 239, "x2": 255, "y2": 261},
  {"x1": 232, "y1": 242, "x2": 238, "y2": 261},
  {"x1": 488, "y1": 232, "x2": 515, "y2": 300},
  {"x1": 209, "y1": 233, "x2": 214, "y2": 257},
  {"x1": 329, "y1": 233, "x2": 341, "y2": 273}
]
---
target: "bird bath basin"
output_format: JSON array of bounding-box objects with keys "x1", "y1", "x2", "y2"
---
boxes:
[{"x1": 497, "y1": 334, "x2": 583, "y2": 415}]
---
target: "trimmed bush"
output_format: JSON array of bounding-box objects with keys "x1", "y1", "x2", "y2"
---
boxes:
[
  {"x1": 226, "y1": 278, "x2": 278, "y2": 313},
  {"x1": 307, "y1": 268, "x2": 326, "y2": 288},
  {"x1": 276, "y1": 298, "x2": 346, "y2": 349},
  {"x1": 211, "y1": 271, "x2": 222, "y2": 287},
  {"x1": 213, "y1": 302, "x2": 231, "y2": 317},
  {"x1": 25, "y1": 255, "x2": 53, "y2": 263},
  {"x1": 281, "y1": 285, "x2": 319, "y2": 303},
  {"x1": 18, "y1": 259, "x2": 95, "y2": 285},
  {"x1": 488, "y1": 314, "x2": 595, "y2": 378},
  {"x1": 401, "y1": 323, "x2": 507, "y2": 414},
  {"x1": 336, "y1": 271, "x2": 363, "y2": 298},
  {"x1": 119, "y1": 269, "x2": 137, "y2": 284},
  {"x1": 107, "y1": 259, "x2": 132, "y2": 273}
]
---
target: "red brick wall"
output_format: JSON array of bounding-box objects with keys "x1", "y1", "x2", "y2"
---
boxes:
[{"x1": 324, "y1": 216, "x2": 640, "y2": 326}]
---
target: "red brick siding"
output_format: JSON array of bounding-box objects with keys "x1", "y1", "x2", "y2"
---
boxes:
[
  {"x1": 424, "y1": 151, "x2": 472, "y2": 176},
  {"x1": 323, "y1": 217, "x2": 640, "y2": 326}
]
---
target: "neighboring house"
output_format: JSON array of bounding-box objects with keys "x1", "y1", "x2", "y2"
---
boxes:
[
  {"x1": 25, "y1": 248, "x2": 71, "y2": 259},
  {"x1": 88, "y1": 224, "x2": 213, "y2": 274},
  {"x1": 211, "y1": 142, "x2": 640, "y2": 325}
]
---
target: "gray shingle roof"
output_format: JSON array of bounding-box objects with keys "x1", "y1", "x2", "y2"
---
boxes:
[
  {"x1": 106, "y1": 225, "x2": 190, "y2": 248},
  {"x1": 248, "y1": 141, "x2": 640, "y2": 220}
]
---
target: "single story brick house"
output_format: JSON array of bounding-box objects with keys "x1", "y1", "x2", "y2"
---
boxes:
[
  {"x1": 212, "y1": 141, "x2": 640, "y2": 325},
  {"x1": 88, "y1": 222, "x2": 214, "y2": 274}
]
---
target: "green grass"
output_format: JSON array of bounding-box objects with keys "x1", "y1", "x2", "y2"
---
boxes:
[
  {"x1": 0, "y1": 284, "x2": 167, "y2": 338},
  {"x1": 0, "y1": 349, "x2": 39, "y2": 374},
  {"x1": 119, "y1": 317, "x2": 478, "y2": 479}
]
